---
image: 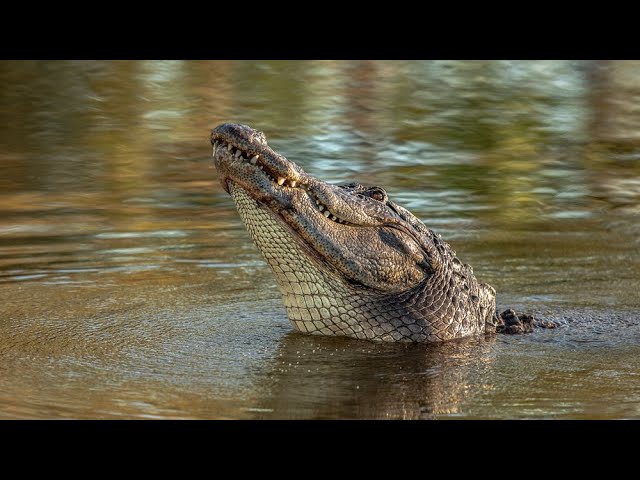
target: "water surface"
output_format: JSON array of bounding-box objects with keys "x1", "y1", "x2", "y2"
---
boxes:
[{"x1": 1, "y1": 60, "x2": 639, "y2": 419}]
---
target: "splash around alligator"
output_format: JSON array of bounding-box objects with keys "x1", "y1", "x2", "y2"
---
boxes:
[{"x1": 211, "y1": 123, "x2": 556, "y2": 343}]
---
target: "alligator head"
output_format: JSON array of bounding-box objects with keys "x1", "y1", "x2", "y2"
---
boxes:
[{"x1": 211, "y1": 123, "x2": 497, "y2": 342}]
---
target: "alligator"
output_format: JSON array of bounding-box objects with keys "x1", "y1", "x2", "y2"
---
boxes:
[{"x1": 211, "y1": 123, "x2": 554, "y2": 343}]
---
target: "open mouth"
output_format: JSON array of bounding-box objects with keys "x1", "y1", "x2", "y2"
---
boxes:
[{"x1": 212, "y1": 139, "x2": 351, "y2": 225}]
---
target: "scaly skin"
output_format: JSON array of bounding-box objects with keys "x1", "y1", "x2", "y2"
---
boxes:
[{"x1": 211, "y1": 123, "x2": 501, "y2": 343}]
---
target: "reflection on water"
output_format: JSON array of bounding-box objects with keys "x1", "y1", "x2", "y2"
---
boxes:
[
  {"x1": 252, "y1": 333, "x2": 498, "y2": 419},
  {"x1": 0, "y1": 60, "x2": 639, "y2": 419}
]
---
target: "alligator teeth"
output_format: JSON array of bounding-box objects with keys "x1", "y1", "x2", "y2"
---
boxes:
[
  {"x1": 331, "y1": 215, "x2": 337, "y2": 221},
  {"x1": 324, "y1": 210, "x2": 331, "y2": 217},
  {"x1": 318, "y1": 204, "x2": 325, "y2": 212},
  {"x1": 216, "y1": 143, "x2": 306, "y2": 193}
]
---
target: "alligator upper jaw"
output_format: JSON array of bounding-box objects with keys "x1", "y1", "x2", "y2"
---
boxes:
[{"x1": 211, "y1": 123, "x2": 401, "y2": 227}]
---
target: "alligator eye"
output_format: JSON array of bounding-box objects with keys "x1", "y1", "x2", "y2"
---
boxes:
[{"x1": 365, "y1": 187, "x2": 388, "y2": 203}]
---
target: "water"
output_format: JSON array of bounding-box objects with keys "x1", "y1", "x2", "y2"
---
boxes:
[{"x1": 1, "y1": 60, "x2": 639, "y2": 419}]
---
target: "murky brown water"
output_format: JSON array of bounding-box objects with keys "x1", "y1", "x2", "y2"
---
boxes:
[{"x1": 1, "y1": 60, "x2": 639, "y2": 419}]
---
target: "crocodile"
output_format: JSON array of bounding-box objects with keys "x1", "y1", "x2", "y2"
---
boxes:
[{"x1": 211, "y1": 123, "x2": 551, "y2": 342}]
